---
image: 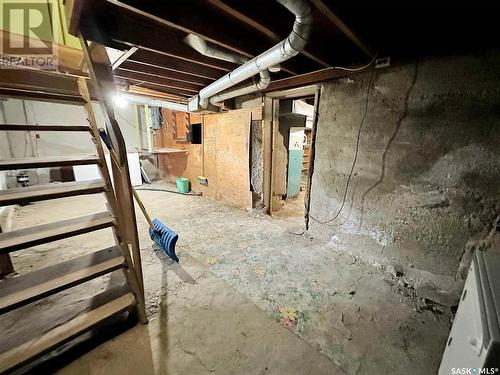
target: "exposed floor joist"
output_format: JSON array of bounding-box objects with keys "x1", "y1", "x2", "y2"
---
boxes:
[
  {"x1": 126, "y1": 51, "x2": 226, "y2": 80},
  {"x1": 207, "y1": 0, "x2": 331, "y2": 68},
  {"x1": 114, "y1": 69, "x2": 202, "y2": 93},
  {"x1": 100, "y1": 0, "x2": 310, "y2": 75},
  {"x1": 310, "y1": 0, "x2": 373, "y2": 58},
  {"x1": 118, "y1": 62, "x2": 214, "y2": 86}
]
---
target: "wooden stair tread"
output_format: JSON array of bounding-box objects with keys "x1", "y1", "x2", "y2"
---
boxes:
[
  {"x1": 0, "y1": 291, "x2": 135, "y2": 374},
  {"x1": 0, "y1": 180, "x2": 106, "y2": 207},
  {"x1": 0, "y1": 246, "x2": 125, "y2": 314},
  {"x1": 0, "y1": 124, "x2": 90, "y2": 132},
  {"x1": 0, "y1": 212, "x2": 115, "y2": 253},
  {"x1": 0, "y1": 155, "x2": 100, "y2": 170}
]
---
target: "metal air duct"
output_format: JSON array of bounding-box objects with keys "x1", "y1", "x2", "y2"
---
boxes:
[
  {"x1": 183, "y1": 34, "x2": 249, "y2": 65},
  {"x1": 188, "y1": 0, "x2": 312, "y2": 111},
  {"x1": 120, "y1": 92, "x2": 188, "y2": 112},
  {"x1": 209, "y1": 70, "x2": 271, "y2": 106}
]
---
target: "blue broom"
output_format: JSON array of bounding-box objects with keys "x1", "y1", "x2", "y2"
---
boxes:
[{"x1": 99, "y1": 129, "x2": 179, "y2": 262}]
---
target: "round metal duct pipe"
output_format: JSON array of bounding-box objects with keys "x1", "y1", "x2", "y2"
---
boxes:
[{"x1": 196, "y1": 0, "x2": 312, "y2": 109}]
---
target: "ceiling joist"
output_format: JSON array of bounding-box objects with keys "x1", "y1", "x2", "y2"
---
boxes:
[
  {"x1": 206, "y1": 0, "x2": 331, "y2": 68},
  {"x1": 118, "y1": 62, "x2": 214, "y2": 86},
  {"x1": 310, "y1": 0, "x2": 373, "y2": 58},
  {"x1": 114, "y1": 69, "x2": 202, "y2": 93},
  {"x1": 101, "y1": 0, "x2": 322, "y2": 75}
]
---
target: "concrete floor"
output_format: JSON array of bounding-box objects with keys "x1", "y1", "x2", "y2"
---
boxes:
[{"x1": 4, "y1": 182, "x2": 452, "y2": 374}]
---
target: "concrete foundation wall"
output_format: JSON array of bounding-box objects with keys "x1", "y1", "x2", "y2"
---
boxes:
[{"x1": 309, "y1": 51, "x2": 500, "y2": 300}]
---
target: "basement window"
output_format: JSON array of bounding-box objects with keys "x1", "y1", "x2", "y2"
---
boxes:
[{"x1": 188, "y1": 123, "x2": 202, "y2": 144}]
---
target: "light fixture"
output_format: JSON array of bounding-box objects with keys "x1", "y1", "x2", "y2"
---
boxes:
[{"x1": 113, "y1": 94, "x2": 128, "y2": 108}]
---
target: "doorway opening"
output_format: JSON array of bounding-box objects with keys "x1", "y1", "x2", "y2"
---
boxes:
[{"x1": 264, "y1": 86, "x2": 319, "y2": 230}]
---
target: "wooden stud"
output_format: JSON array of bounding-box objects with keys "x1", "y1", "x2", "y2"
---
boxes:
[{"x1": 304, "y1": 88, "x2": 320, "y2": 229}]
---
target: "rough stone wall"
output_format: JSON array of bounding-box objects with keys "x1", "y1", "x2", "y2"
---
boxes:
[
  {"x1": 250, "y1": 120, "x2": 263, "y2": 206},
  {"x1": 309, "y1": 51, "x2": 500, "y2": 300}
]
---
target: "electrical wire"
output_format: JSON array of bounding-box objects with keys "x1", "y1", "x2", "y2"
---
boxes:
[
  {"x1": 158, "y1": 109, "x2": 168, "y2": 127},
  {"x1": 115, "y1": 110, "x2": 137, "y2": 129},
  {"x1": 309, "y1": 65, "x2": 376, "y2": 225},
  {"x1": 135, "y1": 187, "x2": 199, "y2": 196},
  {"x1": 333, "y1": 54, "x2": 378, "y2": 72}
]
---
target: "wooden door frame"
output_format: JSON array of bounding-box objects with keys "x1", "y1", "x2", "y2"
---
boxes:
[{"x1": 262, "y1": 85, "x2": 320, "y2": 224}]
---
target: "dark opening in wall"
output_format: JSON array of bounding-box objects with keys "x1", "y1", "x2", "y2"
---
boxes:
[{"x1": 187, "y1": 123, "x2": 202, "y2": 144}]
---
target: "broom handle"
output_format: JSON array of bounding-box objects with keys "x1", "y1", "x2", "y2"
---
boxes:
[{"x1": 132, "y1": 188, "x2": 153, "y2": 227}]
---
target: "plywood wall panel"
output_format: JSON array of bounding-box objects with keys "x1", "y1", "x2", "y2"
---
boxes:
[
  {"x1": 202, "y1": 110, "x2": 252, "y2": 209},
  {"x1": 154, "y1": 108, "x2": 252, "y2": 209}
]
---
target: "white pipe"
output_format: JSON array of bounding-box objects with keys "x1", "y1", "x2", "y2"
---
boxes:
[
  {"x1": 209, "y1": 70, "x2": 271, "y2": 105},
  {"x1": 184, "y1": 34, "x2": 249, "y2": 65},
  {"x1": 197, "y1": 0, "x2": 312, "y2": 108},
  {"x1": 120, "y1": 92, "x2": 188, "y2": 112}
]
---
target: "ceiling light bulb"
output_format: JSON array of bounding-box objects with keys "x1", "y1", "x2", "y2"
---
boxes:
[{"x1": 114, "y1": 94, "x2": 128, "y2": 108}]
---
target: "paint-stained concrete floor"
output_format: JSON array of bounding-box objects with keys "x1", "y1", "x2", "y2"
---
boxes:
[{"x1": 5, "y1": 182, "x2": 452, "y2": 374}]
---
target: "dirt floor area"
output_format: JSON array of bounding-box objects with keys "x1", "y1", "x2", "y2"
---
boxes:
[{"x1": 3, "y1": 182, "x2": 453, "y2": 374}]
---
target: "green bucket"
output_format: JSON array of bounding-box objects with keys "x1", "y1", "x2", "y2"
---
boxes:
[{"x1": 176, "y1": 177, "x2": 190, "y2": 193}]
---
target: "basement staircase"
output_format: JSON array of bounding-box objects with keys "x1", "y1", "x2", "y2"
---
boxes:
[{"x1": 0, "y1": 41, "x2": 147, "y2": 373}]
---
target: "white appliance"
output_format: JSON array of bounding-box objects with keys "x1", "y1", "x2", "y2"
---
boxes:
[
  {"x1": 73, "y1": 152, "x2": 142, "y2": 187},
  {"x1": 439, "y1": 251, "x2": 500, "y2": 374}
]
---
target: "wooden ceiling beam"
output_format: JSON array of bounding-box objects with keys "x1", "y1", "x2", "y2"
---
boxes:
[
  {"x1": 206, "y1": 0, "x2": 331, "y2": 68},
  {"x1": 310, "y1": 0, "x2": 373, "y2": 58},
  {"x1": 109, "y1": 0, "x2": 255, "y2": 59},
  {"x1": 101, "y1": 0, "x2": 314, "y2": 75},
  {"x1": 114, "y1": 69, "x2": 201, "y2": 93},
  {"x1": 118, "y1": 61, "x2": 214, "y2": 86},
  {"x1": 127, "y1": 50, "x2": 224, "y2": 81},
  {"x1": 126, "y1": 82, "x2": 191, "y2": 99},
  {"x1": 263, "y1": 66, "x2": 371, "y2": 92},
  {"x1": 126, "y1": 86, "x2": 187, "y2": 103},
  {"x1": 78, "y1": 4, "x2": 237, "y2": 71},
  {"x1": 111, "y1": 47, "x2": 138, "y2": 70},
  {"x1": 207, "y1": 0, "x2": 282, "y2": 43}
]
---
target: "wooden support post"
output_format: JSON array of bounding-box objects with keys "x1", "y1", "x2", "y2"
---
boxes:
[
  {"x1": 304, "y1": 88, "x2": 320, "y2": 230},
  {"x1": 144, "y1": 104, "x2": 153, "y2": 153},
  {"x1": 135, "y1": 105, "x2": 142, "y2": 151},
  {"x1": 262, "y1": 97, "x2": 273, "y2": 214}
]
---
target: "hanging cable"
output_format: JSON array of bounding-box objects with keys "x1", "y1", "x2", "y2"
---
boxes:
[
  {"x1": 332, "y1": 54, "x2": 378, "y2": 72},
  {"x1": 116, "y1": 110, "x2": 137, "y2": 129},
  {"x1": 309, "y1": 65, "x2": 376, "y2": 225}
]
